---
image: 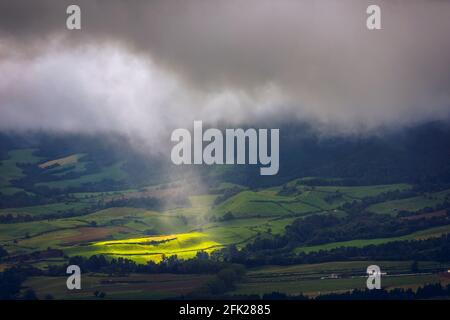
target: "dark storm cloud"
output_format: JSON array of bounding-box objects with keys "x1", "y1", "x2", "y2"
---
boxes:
[{"x1": 0, "y1": 0, "x2": 449, "y2": 138}]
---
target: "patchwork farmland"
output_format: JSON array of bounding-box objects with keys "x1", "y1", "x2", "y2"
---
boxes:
[{"x1": 1, "y1": 148, "x2": 450, "y2": 299}]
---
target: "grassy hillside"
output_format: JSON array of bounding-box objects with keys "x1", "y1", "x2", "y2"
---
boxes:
[
  {"x1": 0, "y1": 148, "x2": 43, "y2": 195},
  {"x1": 1, "y1": 144, "x2": 450, "y2": 299},
  {"x1": 294, "y1": 224, "x2": 450, "y2": 254},
  {"x1": 3, "y1": 168, "x2": 444, "y2": 266},
  {"x1": 368, "y1": 189, "x2": 450, "y2": 215},
  {"x1": 24, "y1": 273, "x2": 213, "y2": 299},
  {"x1": 232, "y1": 273, "x2": 446, "y2": 297},
  {"x1": 36, "y1": 162, "x2": 126, "y2": 189},
  {"x1": 213, "y1": 184, "x2": 413, "y2": 219}
]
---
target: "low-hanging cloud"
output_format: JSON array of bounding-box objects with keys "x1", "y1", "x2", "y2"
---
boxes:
[{"x1": 0, "y1": 0, "x2": 450, "y2": 145}]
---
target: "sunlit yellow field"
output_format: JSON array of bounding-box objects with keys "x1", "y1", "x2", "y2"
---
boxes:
[{"x1": 82, "y1": 232, "x2": 222, "y2": 263}]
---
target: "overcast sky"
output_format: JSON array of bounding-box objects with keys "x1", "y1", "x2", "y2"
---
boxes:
[{"x1": 0, "y1": 0, "x2": 449, "y2": 146}]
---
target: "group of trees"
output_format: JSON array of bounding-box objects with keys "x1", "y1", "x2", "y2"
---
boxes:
[
  {"x1": 0, "y1": 191, "x2": 54, "y2": 209},
  {"x1": 0, "y1": 265, "x2": 42, "y2": 300},
  {"x1": 215, "y1": 234, "x2": 450, "y2": 267},
  {"x1": 0, "y1": 251, "x2": 247, "y2": 299},
  {"x1": 398, "y1": 203, "x2": 450, "y2": 218},
  {"x1": 0, "y1": 246, "x2": 8, "y2": 260},
  {"x1": 317, "y1": 283, "x2": 450, "y2": 300},
  {"x1": 213, "y1": 187, "x2": 243, "y2": 206},
  {"x1": 277, "y1": 184, "x2": 298, "y2": 196},
  {"x1": 340, "y1": 189, "x2": 418, "y2": 215},
  {"x1": 43, "y1": 252, "x2": 232, "y2": 276},
  {"x1": 198, "y1": 264, "x2": 246, "y2": 296},
  {"x1": 104, "y1": 196, "x2": 166, "y2": 210},
  {"x1": 0, "y1": 194, "x2": 172, "y2": 224},
  {"x1": 244, "y1": 210, "x2": 450, "y2": 254},
  {"x1": 2, "y1": 237, "x2": 449, "y2": 299},
  {"x1": 229, "y1": 283, "x2": 450, "y2": 300},
  {"x1": 0, "y1": 268, "x2": 23, "y2": 300}
]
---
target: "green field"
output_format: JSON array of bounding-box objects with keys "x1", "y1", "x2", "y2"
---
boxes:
[
  {"x1": 294, "y1": 224, "x2": 450, "y2": 254},
  {"x1": 0, "y1": 201, "x2": 94, "y2": 218},
  {"x1": 2, "y1": 150, "x2": 448, "y2": 299},
  {"x1": 368, "y1": 189, "x2": 450, "y2": 215},
  {"x1": 24, "y1": 273, "x2": 213, "y2": 299},
  {"x1": 213, "y1": 190, "x2": 302, "y2": 217},
  {"x1": 247, "y1": 260, "x2": 450, "y2": 278},
  {"x1": 0, "y1": 176, "x2": 426, "y2": 265},
  {"x1": 36, "y1": 162, "x2": 126, "y2": 189},
  {"x1": 213, "y1": 184, "x2": 413, "y2": 219},
  {"x1": 61, "y1": 214, "x2": 297, "y2": 263},
  {"x1": 232, "y1": 273, "x2": 445, "y2": 296},
  {"x1": 313, "y1": 184, "x2": 412, "y2": 199},
  {"x1": 233, "y1": 260, "x2": 450, "y2": 296},
  {"x1": 67, "y1": 232, "x2": 221, "y2": 263},
  {"x1": 0, "y1": 148, "x2": 43, "y2": 194}
]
